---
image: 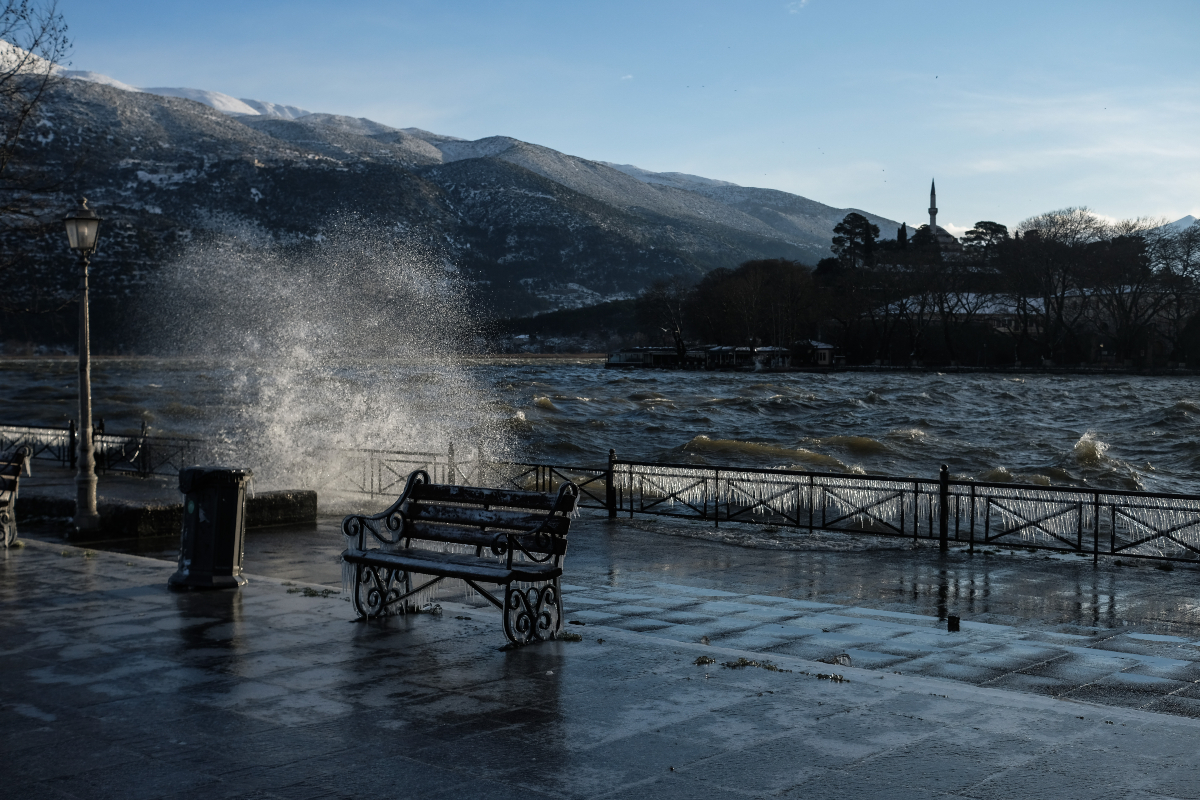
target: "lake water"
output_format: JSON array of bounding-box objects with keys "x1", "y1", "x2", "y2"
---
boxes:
[{"x1": 3, "y1": 358, "x2": 1199, "y2": 495}]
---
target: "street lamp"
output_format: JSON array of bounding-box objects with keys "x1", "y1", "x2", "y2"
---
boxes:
[{"x1": 64, "y1": 198, "x2": 102, "y2": 533}]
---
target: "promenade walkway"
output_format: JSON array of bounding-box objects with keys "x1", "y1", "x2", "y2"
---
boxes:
[{"x1": 4, "y1": 511, "x2": 1200, "y2": 798}]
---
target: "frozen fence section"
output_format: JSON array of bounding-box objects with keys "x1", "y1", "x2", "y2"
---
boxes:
[
  {"x1": 13, "y1": 416, "x2": 1200, "y2": 565},
  {"x1": 1, "y1": 423, "x2": 203, "y2": 477},
  {"x1": 957, "y1": 483, "x2": 1200, "y2": 561},
  {"x1": 608, "y1": 459, "x2": 1200, "y2": 564},
  {"x1": 612, "y1": 460, "x2": 941, "y2": 533},
  {"x1": 0, "y1": 424, "x2": 73, "y2": 465}
]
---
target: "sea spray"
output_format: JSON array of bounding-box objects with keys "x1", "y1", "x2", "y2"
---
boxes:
[{"x1": 139, "y1": 216, "x2": 513, "y2": 495}]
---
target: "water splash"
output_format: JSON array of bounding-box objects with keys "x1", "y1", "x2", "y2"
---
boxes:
[
  {"x1": 140, "y1": 216, "x2": 512, "y2": 494},
  {"x1": 1072, "y1": 431, "x2": 1110, "y2": 466}
]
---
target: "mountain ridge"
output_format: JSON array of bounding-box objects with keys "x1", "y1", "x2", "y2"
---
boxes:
[
  {"x1": 58, "y1": 66, "x2": 910, "y2": 253},
  {"x1": 2, "y1": 66, "x2": 951, "y2": 348}
]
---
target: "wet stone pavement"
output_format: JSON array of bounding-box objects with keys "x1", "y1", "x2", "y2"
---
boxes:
[{"x1": 4, "y1": 514, "x2": 1200, "y2": 798}]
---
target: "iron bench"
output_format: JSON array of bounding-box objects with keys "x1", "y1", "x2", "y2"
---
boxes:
[
  {"x1": 1, "y1": 446, "x2": 32, "y2": 548},
  {"x1": 341, "y1": 469, "x2": 579, "y2": 645}
]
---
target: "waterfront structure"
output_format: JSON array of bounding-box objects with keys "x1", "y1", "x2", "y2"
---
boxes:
[
  {"x1": 927, "y1": 179, "x2": 964, "y2": 254},
  {"x1": 606, "y1": 345, "x2": 811, "y2": 371}
]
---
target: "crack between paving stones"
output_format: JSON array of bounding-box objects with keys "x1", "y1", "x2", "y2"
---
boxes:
[{"x1": 976, "y1": 651, "x2": 1072, "y2": 687}]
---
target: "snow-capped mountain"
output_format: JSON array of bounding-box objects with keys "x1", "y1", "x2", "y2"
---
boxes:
[
  {"x1": 56, "y1": 68, "x2": 903, "y2": 249},
  {"x1": 63, "y1": 69, "x2": 311, "y2": 120},
  {"x1": 5, "y1": 64, "x2": 913, "y2": 342}
]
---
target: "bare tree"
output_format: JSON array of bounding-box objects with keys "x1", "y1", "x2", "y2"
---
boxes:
[
  {"x1": 1, "y1": 0, "x2": 71, "y2": 214},
  {"x1": 1011, "y1": 207, "x2": 1107, "y2": 363},
  {"x1": 0, "y1": 1, "x2": 72, "y2": 320},
  {"x1": 636, "y1": 274, "x2": 692, "y2": 348},
  {"x1": 1142, "y1": 221, "x2": 1200, "y2": 363},
  {"x1": 1083, "y1": 217, "x2": 1172, "y2": 365}
]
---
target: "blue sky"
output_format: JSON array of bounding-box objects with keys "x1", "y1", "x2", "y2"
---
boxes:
[{"x1": 58, "y1": 0, "x2": 1198, "y2": 233}]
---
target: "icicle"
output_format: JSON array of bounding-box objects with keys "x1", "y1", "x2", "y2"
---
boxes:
[{"x1": 341, "y1": 559, "x2": 356, "y2": 596}]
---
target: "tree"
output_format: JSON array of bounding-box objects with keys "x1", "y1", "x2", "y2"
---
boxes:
[
  {"x1": 1, "y1": 0, "x2": 71, "y2": 216},
  {"x1": 686, "y1": 259, "x2": 815, "y2": 347},
  {"x1": 1005, "y1": 207, "x2": 1107, "y2": 363},
  {"x1": 907, "y1": 223, "x2": 941, "y2": 252},
  {"x1": 1085, "y1": 227, "x2": 1166, "y2": 365},
  {"x1": 962, "y1": 221, "x2": 1009, "y2": 251},
  {"x1": 1, "y1": 0, "x2": 71, "y2": 322},
  {"x1": 831, "y1": 212, "x2": 880, "y2": 268},
  {"x1": 636, "y1": 274, "x2": 692, "y2": 349},
  {"x1": 1154, "y1": 222, "x2": 1200, "y2": 361}
]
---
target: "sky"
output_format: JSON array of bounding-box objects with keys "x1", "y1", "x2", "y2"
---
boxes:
[{"x1": 55, "y1": 0, "x2": 1199, "y2": 234}]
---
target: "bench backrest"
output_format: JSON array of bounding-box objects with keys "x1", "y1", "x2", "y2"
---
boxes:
[{"x1": 401, "y1": 482, "x2": 574, "y2": 556}]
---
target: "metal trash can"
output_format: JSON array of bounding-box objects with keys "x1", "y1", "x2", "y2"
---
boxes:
[{"x1": 168, "y1": 466, "x2": 253, "y2": 590}]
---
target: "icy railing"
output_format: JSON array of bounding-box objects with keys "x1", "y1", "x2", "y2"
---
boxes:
[
  {"x1": 484, "y1": 461, "x2": 609, "y2": 508},
  {"x1": 0, "y1": 424, "x2": 72, "y2": 465},
  {"x1": 613, "y1": 462, "x2": 941, "y2": 534},
  {"x1": 614, "y1": 459, "x2": 1200, "y2": 562},
  {"x1": 1, "y1": 423, "x2": 206, "y2": 477}
]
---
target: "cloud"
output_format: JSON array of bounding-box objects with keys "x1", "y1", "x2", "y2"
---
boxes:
[
  {"x1": 620, "y1": 74, "x2": 633, "y2": 81},
  {"x1": 787, "y1": 0, "x2": 809, "y2": 12}
]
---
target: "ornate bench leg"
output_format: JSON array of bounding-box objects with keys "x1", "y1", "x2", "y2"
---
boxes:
[
  {"x1": 503, "y1": 578, "x2": 563, "y2": 646},
  {"x1": 352, "y1": 564, "x2": 409, "y2": 619},
  {"x1": 1, "y1": 508, "x2": 13, "y2": 549}
]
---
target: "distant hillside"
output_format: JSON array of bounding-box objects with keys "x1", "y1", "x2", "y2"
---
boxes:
[{"x1": 2, "y1": 69, "x2": 909, "y2": 346}]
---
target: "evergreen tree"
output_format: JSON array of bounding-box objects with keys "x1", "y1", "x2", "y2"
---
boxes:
[{"x1": 831, "y1": 213, "x2": 880, "y2": 268}]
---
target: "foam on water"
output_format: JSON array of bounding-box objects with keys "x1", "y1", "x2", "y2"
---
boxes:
[
  {"x1": 681, "y1": 435, "x2": 852, "y2": 471},
  {"x1": 1072, "y1": 431, "x2": 1110, "y2": 466}
]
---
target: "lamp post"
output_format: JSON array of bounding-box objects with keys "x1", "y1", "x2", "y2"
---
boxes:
[{"x1": 64, "y1": 198, "x2": 102, "y2": 534}]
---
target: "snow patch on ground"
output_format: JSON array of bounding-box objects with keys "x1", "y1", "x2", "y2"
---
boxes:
[
  {"x1": 140, "y1": 87, "x2": 260, "y2": 115},
  {"x1": 438, "y1": 136, "x2": 520, "y2": 162},
  {"x1": 604, "y1": 162, "x2": 739, "y2": 190},
  {"x1": 62, "y1": 70, "x2": 143, "y2": 93},
  {"x1": 238, "y1": 98, "x2": 311, "y2": 120}
]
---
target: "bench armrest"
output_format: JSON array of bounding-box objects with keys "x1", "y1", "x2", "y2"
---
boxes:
[
  {"x1": 491, "y1": 482, "x2": 579, "y2": 568},
  {"x1": 341, "y1": 469, "x2": 429, "y2": 550}
]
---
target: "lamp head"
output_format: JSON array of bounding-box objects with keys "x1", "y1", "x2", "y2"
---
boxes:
[{"x1": 64, "y1": 198, "x2": 102, "y2": 253}]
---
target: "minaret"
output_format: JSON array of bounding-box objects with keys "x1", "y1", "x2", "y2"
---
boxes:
[{"x1": 928, "y1": 179, "x2": 938, "y2": 231}]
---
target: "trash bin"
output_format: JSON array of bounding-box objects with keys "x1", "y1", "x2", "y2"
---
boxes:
[{"x1": 168, "y1": 466, "x2": 253, "y2": 590}]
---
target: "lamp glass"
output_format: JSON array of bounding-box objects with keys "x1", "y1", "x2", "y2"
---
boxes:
[{"x1": 65, "y1": 218, "x2": 99, "y2": 252}]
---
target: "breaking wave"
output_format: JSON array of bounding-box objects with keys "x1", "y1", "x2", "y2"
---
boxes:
[{"x1": 682, "y1": 435, "x2": 852, "y2": 471}]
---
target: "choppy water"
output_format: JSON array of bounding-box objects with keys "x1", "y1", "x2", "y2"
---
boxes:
[{"x1": 3, "y1": 358, "x2": 1200, "y2": 495}]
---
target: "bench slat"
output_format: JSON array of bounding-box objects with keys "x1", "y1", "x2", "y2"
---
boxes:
[
  {"x1": 411, "y1": 483, "x2": 562, "y2": 511},
  {"x1": 344, "y1": 548, "x2": 562, "y2": 584},
  {"x1": 404, "y1": 521, "x2": 567, "y2": 556},
  {"x1": 406, "y1": 503, "x2": 570, "y2": 535}
]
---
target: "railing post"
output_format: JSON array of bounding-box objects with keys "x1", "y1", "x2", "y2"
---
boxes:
[
  {"x1": 68, "y1": 419, "x2": 77, "y2": 470},
  {"x1": 447, "y1": 443, "x2": 457, "y2": 485},
  {"x1": 969, "y1": 483, "x2": 975, "y2": 552},
  {"x1": 714, "y1": 467, "x2": 720, "y2": 528},
  {"x1": 939, "y1": 464, "x2": 949, "y2": 552},
  {"x1": 606, "y1": 449, "x2": 617, "y2": 519}
]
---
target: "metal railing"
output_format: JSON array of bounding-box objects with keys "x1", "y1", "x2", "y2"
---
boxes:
[
  {"x1": 608, "y1": 459, "x2": 1200, "y2": 564},
  {"x1": 483, "y1": 460, "x2": 610, "y2": 509},
  {"x1": 1, "y1": 423, "x2": 205, "y2": 478},
  {"x1": 9, "y1": 420, "x2": 1200, "y2": 564},
  {"x1": 0, "y1": 424, "x2": 74, "y2": 465}
]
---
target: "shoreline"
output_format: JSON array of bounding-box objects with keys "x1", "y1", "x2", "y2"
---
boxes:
[{"x1": 2, "y1": 353, "x2": 1195, "y2": 375}]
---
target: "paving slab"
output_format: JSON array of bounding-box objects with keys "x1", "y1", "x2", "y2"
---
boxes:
[{"x1": 5, "y1": 533, "x2": 1200, "y2": 799}]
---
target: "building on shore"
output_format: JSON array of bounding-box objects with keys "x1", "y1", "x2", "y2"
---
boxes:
[{"x1": 606, "y1": 343, "x2": 838, "y2": 371}]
